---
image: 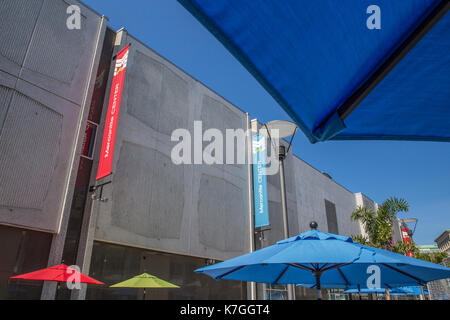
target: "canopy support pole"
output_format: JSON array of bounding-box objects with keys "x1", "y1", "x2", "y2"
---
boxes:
[
  {"x1": 314, "y1": 272, "x2": 322, "y2": 300},
  {"x1": 385, "y1": 288, "x2": 391, "y2": 300}
]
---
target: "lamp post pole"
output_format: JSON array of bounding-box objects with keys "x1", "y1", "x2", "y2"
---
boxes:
[
  {"x1": 278, "y1": 145, "x2": 295, "y2": 300},
  {"x1": 279, "y1": 146, "x2": 289, "y2": 240},
  {"x1": 260, "y1": 120, "x2": 298, "y2": 301}
]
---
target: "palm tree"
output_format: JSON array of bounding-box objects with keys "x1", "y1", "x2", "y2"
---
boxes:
[{"x1": 351, "y1": 197, "x2": 409, "y2": 250}]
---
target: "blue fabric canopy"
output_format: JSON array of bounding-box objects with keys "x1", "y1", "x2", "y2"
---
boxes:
[
  {"x1": 195, "y1": 230, "x2": 450, "y2": 290},
  {"x1": 179, "y1": 0, "x2": 450, "y2": 143}
]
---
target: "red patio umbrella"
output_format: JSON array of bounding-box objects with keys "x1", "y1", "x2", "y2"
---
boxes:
[{"x1": 10, "y1": 264, "x2": 103, "y2": 284}]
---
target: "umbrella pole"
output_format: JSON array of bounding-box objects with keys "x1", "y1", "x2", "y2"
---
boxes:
[
  {"x1": 314, "y1": 272, "x2": 322, "y2": 300},
  {"x1": 385, "y1": 288, "x2": 391, "y2": 300},
  {"x1": 420, "y1": 286, "x2": 425, "y2": 300}
]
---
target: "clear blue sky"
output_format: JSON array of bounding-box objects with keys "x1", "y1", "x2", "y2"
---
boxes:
[{"x1": 84, "y1": 0, "x2": 450, "y2": 245}]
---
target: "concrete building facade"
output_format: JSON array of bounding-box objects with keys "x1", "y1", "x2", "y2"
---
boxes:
[
  {"x1": 0, "y1": 0, "x2": 391, "y2": 300},
  {"x1": 435, "y1": 230, "x2": 450, "y2": 254}
]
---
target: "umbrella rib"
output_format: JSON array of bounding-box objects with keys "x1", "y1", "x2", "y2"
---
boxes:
[
  {"x1": 217, "y1": 265, "x2": 248, "y2": 279},
  {"x1": 337, "y1": 268, "x2": 350, "y2": 287},
  {"x1": 321, "y1": 263, "x2": 351, "y2": 273},
  {"x1": 273, "y1": 265, "x2": 290, "y2": 285},
  {"x1": 318, "y1": 263, "x2": 330, "y2": 271},
  {"x1": 288, "y1": 263, "x2": 314, "y2": 272},
  {"x1": 380, "y1": 263, "x2": 426, "y2": 285}
]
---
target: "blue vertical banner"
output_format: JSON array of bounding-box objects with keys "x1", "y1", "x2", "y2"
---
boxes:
[{"x1": 252, "y1": 134, "x2": 270, "y2": 228}]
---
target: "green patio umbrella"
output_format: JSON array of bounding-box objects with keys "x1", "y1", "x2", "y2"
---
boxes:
[{"x1": 110, "y1": 273, "x2": 179, "y2": 299}]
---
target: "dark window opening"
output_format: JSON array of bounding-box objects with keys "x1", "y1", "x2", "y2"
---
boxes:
[
  {"x1": 0, "y1": 225, "x2": 52, "y2": 300},
  {"x1": 86, "y1": 241, "x2": 247, "y2": 300},
  {"x1": 325, "y1": 199, "x2": 339, "y2": 234}
]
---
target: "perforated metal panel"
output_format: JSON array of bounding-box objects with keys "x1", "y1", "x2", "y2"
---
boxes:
[
  {"x1": 0, "y1": 0, "x2": 43, "y2": 65},
  {"x1": 198, "y1": 173, "x2": 246, "y2": 252},
  {"x1": 267, "y1": 155, "x2": 294, "y2": 192},
  {"x1": 0, "y1": 0, "x2": 105, "y2": 235},
  {"x1": 264, "y1": 200, "x2": 298, "y2": 244},
  {"x1": 127, "y1": 51, "x2": 188, "y2": 136},
  {"x1": 23, "y1": 0, "x2": 87, "y2": 83},
  {"x1": 200, "y1": 95, "x2": 244, "y2": 166},
  {"x1": 0, "y1": 91, "x2": 62, "y2": 209},
  {"x1": 111, "y1": 142, "x2": 184, "y2": 239},
  {"x1": 0, "y1": 85, "x2": 13, "y2": 132}
]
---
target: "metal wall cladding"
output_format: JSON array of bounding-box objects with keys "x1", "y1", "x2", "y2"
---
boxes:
[
  {"x1": 293, "y1": 159, "x2": 361, "y2": 237},
  {"x1": 24, "y1": 0, "x2": 87, "y2": 84},
  {"x1": 0, "y1": 0, "x2": 43, "y2": 67},
  {"x1": 266, "y1": 153, "x2": 295, "y2": 192},
  {"x1": 94, "y1": 31, "x2": 251, "y2": 261},
  {"x1": 200, "y1": 95, "x2": 245, "y2": 168},
  {"x1": 0, "y1": 91, "x2": 62, "y2": 209},
  {"x1": 127, "y1": 51, "x2": 189, "y2": 137},
  {"x1": 0, "y1": 86, "x2": 13, "y2": 128},
  {"x1": 111, "y1": 141, "x2": 184, "y2": 240},
  {"x1": 198, "y1": 173, "x2": 246, "y2": 252},
  {"x1": 264, "y1": 199, "x2": 299, "y2": 245},
  {"x1": 0, "y1": 0, "x2": 105, "y2": 232}
]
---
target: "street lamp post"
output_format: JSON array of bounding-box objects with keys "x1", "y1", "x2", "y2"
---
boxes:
[
  {"x1": 260, "y1": 120, "x2": 298, "y2": 301},
  {"x1": 278, "y1": 145, "x2": 289, "y2": 240}
]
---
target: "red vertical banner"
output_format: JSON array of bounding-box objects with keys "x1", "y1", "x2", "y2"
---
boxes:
[
  {"x1": 401, "y1": 227, "x2": 414, "y2": 257},
  {"x1": 96, "y1": 44, "x2": 130, "y2": 180}
]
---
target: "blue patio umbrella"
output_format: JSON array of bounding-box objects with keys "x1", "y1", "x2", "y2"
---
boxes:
[
  {"x1": 195, "y1": 228, "x2": 450, "y2": 299},
  {"x1": 179, "y1": 1, "x2": 450, "y2": 143}
]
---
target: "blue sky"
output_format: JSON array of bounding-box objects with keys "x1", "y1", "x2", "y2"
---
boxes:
[{"x1": 84, "y1": 0, "x2": 449, "y2": 244}]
